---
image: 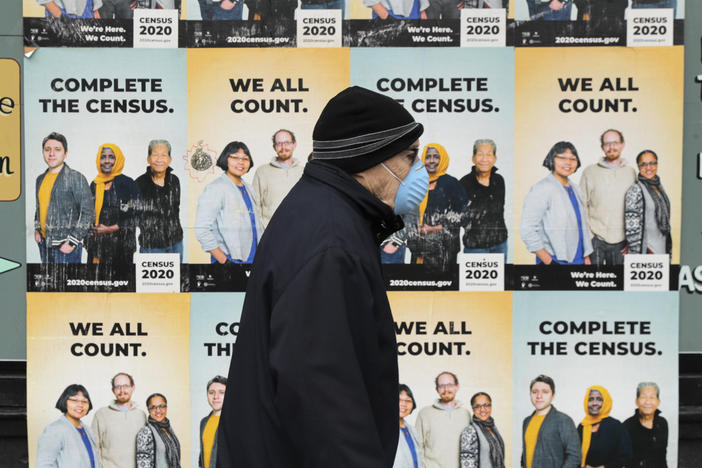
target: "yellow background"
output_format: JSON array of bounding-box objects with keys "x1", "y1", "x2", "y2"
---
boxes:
[
  {"x1": 27, "y1": 293, "x2": 191, "y2": 467},
  {"x1": 389, "y1": 291, "x2": 514, "y2": 467},
  {"x1": 513, "y1": 46, "x2": 684, "y2": 264},
  {"x1": 186, "y1": 48, "x2": 349, "y2": 262},
  {"x1": 22, "y1": 1, "x2": 44, "y2": 17},
  {"x1": 0, "y1": 59, "x2": 20, "y2": 201}
]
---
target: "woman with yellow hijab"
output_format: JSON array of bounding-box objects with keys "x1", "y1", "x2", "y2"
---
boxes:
[
  {"x1": 86, "y1": 143, "x2": 141, "y2": 269},
  {"x1": 406, "y1": 143, "x2": 468, "y2": 270},
  {"x1": 576, "y1": 386, "x2": 632, "y2": 468}
]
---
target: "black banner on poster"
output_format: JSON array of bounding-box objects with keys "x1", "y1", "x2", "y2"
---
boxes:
[
  {"x1": 26, "y1": 263, "x2": 136, "y2": 292},
  {"x1": 382, "y1": 264, "x2": 459, "y2": 291},
  {"x1": 515, "y1": 19, "x2": 683, "y2": 47},
  {"x1": 346, "y1": 20, "x2": 461, "y2": 47},
  {"x1": 24, "y1": 18, "x2": 134, "y2": 47},
  {"x1": 24, "y1": 18, "x2": 189, "y2": 48},
  {"x1": 508, "y1": 264, "x2": 680, "y2": 291},
  {"x1": 183, "y1": 263, "x2": 251, "y2": 292},
  {"x1": 186, "y1": 20, "x2": 295, "y2": 47}
]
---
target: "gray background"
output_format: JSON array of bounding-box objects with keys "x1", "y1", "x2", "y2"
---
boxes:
[
  {"x1": 0, "y1": 0, "x2": 26, "y2": 361},
  {"x1": 680, "y1": 0, "x2": 702, "y2": 352}
]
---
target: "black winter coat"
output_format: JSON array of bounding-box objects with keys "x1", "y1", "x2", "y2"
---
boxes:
[
  {"x1": 459, "y1": 166, "x2": 508, "y2": 250},
  {"x1": 86, "y1": 174, "x2": 141, "y2": 267},
  {"x1": 623, "y1": 410, "x2": 668, "y2": 468},
  {"x1": 577, "y1": 416, "x2": 633, "y2": 468},
  {"x1": 135, "y1": 167, "x2": 183, "y2": 249},
  {"x1": 217, "y1": 161, "x2": 403, "y2": 468}
]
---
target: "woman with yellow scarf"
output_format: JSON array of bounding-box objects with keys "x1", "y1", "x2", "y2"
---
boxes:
[
  {"x1": 576, "y1": 386, "x2": 632, "y2": 468},
  {"x1": 86, "y1": 143, "x2": 141, "y2": 269},
  {"x1": 406, "y1": 143, "x2": 468, "y2": 270}
]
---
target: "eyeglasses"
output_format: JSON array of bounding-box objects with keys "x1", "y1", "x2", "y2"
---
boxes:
[
  {"x1": 67, "y1": 397, "x2": 90, "y2": 405},
  {"x1": 638, "y1": 161, "x2": 658, "y2": 168},
  {"x1": 472, "y1": 403, "x2": 492, "y2": 410},
  {"x1": 437, "y1": 383, "x2": 456, "y2": 390},
  {"x1": 113, "y1": 384, "x2": 133, "y2": 391},
  {"x1": 228, "y1": 155, "x2": 250, "y2": 163},
  {"x1": 148, "y1": 404, "x2": 167, "y2": 411},
  {"x1": 602, "y1": 141, "x2": 622, "y2": 148},
  {"x1": 554, "y1": 155, "x2": 578, "y2": 163},
  {"x1": 274, "y1": 141, "x2": 294, "y2": 148},
  {"x1": 399, "y1": 398, "x2": 414, "y2": 405}
]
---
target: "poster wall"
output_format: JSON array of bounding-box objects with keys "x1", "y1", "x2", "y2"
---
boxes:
[
  {"x1": 15, "y1": 0, "x2": 691, "y2": 463},
  {"x1": 27, "y1": 293, "x2": 192, "y2": 467},
  {"x1": 512, "y1": 291, "x2": 679, "y2": 468}
]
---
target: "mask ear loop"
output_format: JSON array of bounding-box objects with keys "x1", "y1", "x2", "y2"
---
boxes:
[{"x1": 381, "y1": 163, "x2": 405, "y2": 186}]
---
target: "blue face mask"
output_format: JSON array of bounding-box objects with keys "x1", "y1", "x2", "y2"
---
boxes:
[{"x1": 381, "y1": 158, "x2": 429, "y2": 215}]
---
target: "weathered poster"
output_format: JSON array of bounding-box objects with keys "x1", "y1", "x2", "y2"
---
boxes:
[
  {"x1": 23, "y1": 0, "x2": 184, "y2": 47},
  {"x1": 352, "y1": 47, "x2": 515, "y2": 291},
  {"x1": 347, "y1": 1, "x2": 514, "y2": 47},
  {"x1": 24, "y1": 48, "x2": 188, "y2": 292},
  {"x1": 514, "y1": 0, "x2": 684, "y2": 47}
]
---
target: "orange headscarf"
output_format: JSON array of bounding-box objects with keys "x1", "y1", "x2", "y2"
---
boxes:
[
  {"x1": 418, "y1": 143, "x2": 450, "y2": 224},
  {"x1": 580, "y1": 385, "x2": 613, "y2": 467},
  {"x1": 93, "y1": 143, "x2": 125, "y2": 226}
]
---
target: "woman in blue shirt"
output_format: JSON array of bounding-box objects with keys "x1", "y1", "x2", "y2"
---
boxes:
[
  {"x1": 195, "y1": 141, "x2": 263, "y2": 264},
  {"x1": 394, "y1": 384, "x2": 423, "y2": 468},
  {"x1": 520, "y1": 141, "x2": 593, "y2": 265},
  {"x1": 36, "y1": 384, "x2": 100, "y2": 468}
]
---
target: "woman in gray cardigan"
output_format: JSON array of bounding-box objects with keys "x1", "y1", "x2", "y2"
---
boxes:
[
  {"x1": 36, "y1": 384, "x2": 100, "y2": 468},
  {"x1": 520, "y1": 141, "x2": 593, "y2": 265},
  {"x1": 195, "y1": 141, "x2": 263, "y2": 264},
  {"x1": 394, "y1": 384, "x2": 423, "y2": 468}
]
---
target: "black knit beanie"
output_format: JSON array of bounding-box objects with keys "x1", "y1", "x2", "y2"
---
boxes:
[{"x1": 311, "y1": 86, "x2": 424, "y2": 173}]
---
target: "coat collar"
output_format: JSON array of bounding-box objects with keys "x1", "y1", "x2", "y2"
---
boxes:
[{"x1": 304, "y1": 161, "x2": 404, "y2": 243}]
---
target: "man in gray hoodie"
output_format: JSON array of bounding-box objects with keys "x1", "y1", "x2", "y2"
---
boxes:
[{"x1": 91, "y1": 373, "x2": 147, "y2": 468}]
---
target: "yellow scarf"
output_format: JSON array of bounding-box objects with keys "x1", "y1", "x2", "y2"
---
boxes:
[
  {"x1": 93, "y1": 143, "x2": 125, "y2": 226},
  {"x1": 580, "y1": 385, "x2": 613, "y2": 466},
  {"x1": 418, "y1": 143, "x2": 449, "y2": 224}
]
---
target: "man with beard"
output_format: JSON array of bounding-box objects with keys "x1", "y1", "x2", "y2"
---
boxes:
[
  {"x1": 579, "y1": 129, "x2": 636, "y2": 265},
  {"x1": 252, "y1": 129, "x2": 305, "y2": 230},
  {"x1": 91, "y1": 372, "x2": 147, "y2": 468},
  {"x1": 415, "y1": 371, "x2": 471, "y2": 468}
]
